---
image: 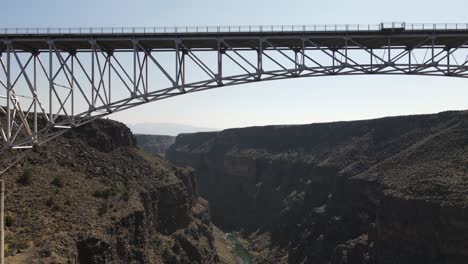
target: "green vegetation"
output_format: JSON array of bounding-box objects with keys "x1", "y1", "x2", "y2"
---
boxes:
[
  {"x1": 4, "y1": 215, "x2": 13, "y2": 227},
  {"x1": 226, "y1": 233, "x2": 252, "y2": 264},
  {"x1": 93, "y1": 187, "x2": 118, "y2": 199}
]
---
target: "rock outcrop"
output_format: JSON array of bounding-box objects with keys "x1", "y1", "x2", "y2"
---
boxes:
[
  {"x1": 167, "y1": 110, "x2": 468, "y2": 264},
  {"x1": 3, "y1": 119, "x2": 229, "y2": 263}
]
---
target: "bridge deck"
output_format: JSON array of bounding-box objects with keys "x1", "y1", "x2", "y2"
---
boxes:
[{"x1": 2, "y1": 29, "x2": 468, "y2": 51}]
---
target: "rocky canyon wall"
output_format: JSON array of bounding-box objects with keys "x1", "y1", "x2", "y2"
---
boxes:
[
  {"x1": 167, "y1": 111, "x2": 468, "y2": 264},
  {"x1": 4, "y1": 119, "x2": 228, "y2": 264}
]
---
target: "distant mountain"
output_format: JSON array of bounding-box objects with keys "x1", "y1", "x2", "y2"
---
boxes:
[{"x1": 127, "y1": 122, "x2": 218, "y2": 136}]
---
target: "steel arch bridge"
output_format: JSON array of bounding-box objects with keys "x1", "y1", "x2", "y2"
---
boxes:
[{"x1": 2, "y1": 22, "x2": 468, "y2": 172}]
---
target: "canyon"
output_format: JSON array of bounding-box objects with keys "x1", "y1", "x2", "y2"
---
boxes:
[
  {"x1": 135, "y1": 134, "x2": 176, "y2": 157},
  {"x1": 167, "y1": 110, "x2": 468, "y2": 264},
  {"x1": 3, "y1": 110, "x2": 468, "y2": 263}
]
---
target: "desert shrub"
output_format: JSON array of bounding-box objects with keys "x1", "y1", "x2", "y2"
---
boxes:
[
  {"x1": 38, "y1": 246, "x2": 52, "y2": 257},
  {"x1": 98, "y1": 202, "x2": 109, "y2": 216},
  {"x1": 51, "y1": 176, "x2": 64, "y2": 188},
  {"x1": 6, "y1": 240, "x2": 32, "y2": 254},
  {"x1": 45, "y1": 197, "x2": 61, "y2": 210},
  {"x1": 4, "y1": 215, "x2": 13, "y2": 227},
  {"x1": 45, "y1": 197, "x2": 54, "y2": 207},
  {"x1": 99, "y1": 177, "x2": 112, "y2": 186},
  {"x1": 93, "y1": 187, "x2": 118, "y2": 199},
  {"x1": 121, "y1": 190, "x2": 130, "y2": 202},
  {"x1": 17, "y1": 170, "x2": 33, "y2": 185}
]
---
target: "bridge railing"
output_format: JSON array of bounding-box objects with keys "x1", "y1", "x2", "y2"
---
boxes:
[{"x1": 1, "y1": 23, "x2": 468, "y2": 35}]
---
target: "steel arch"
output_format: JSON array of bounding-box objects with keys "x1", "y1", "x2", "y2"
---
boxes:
[{"x1": 2, "y1": 23, "x2": 468, "y2": 172}]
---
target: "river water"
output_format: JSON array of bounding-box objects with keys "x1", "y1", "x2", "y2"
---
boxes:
[{"x1": 226, "y1": 233, "x2": 253, "y2": 264}]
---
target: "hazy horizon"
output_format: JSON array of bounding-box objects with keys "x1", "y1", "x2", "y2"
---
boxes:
[
  {"x1": 128, "y1": 122, "x2": 219, "y2": 136},
  {"x1": 127, "y1": 109, "x2": 467, "y2": 136}
]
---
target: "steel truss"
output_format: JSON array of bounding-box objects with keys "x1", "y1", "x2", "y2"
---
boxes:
[{"x1": 2, "y1": 30, "x2": 468, "y2": 172}]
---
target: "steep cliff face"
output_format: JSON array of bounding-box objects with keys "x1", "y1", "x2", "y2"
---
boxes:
[
  {"x1": 167, "y1": 110, "x2": 468, "y2": 264},
  {"x1": 135, "y1": 134, "x2": 176, "y2": 157},
  {"x1": 3, "y1": 119, "x2": 229, "y2": 264}
]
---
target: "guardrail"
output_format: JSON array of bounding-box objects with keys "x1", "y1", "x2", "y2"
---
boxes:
[{"x1": 1, "y1": 23, "x2": 468, "y2": 35}]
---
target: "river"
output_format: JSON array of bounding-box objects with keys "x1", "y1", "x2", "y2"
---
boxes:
[{"x1": 226, "y1": 233, "x2": 253, "y2": 264}]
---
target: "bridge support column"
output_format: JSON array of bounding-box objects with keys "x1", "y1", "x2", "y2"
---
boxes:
[
  {"x1": 33, "y1": 53, "x2": 38, "y2": 143},
  {"x1": 5, "y1": 43, "x2": 11, "y2": 148},
  {"x1": 144, "y1": 51, "x2": 148, "y2": 95},
  {"x1": 256, "y1": 40, "x2": 263, "y2": 80},
  {"x1": 408, "y1": 48, "x2": 412, "y2": 73},
  {"x1": 387, "y1": 37, "x2": 391, "y2": 63},
  {"x1": 91, "y1": 41, "x2": 96, "y2": 107},
  {"x1": 175, "y1": 40, "x2": 186, "y2": 93},
  {"x1": 446, "y1": 48, "x2": 450, "y2": 74},
  {"x1": 133, "y1": 40, "x2": 138, "y2": 97},
  {"x1": 301, "y1": 39, "x2": 305, "y2": 69},
  {"x1": 70, "y1": 53, "x2": 75, "y2": 124},
  {"x1": 48, "y1": 42, "x2": 54, "y2": 123},
  {"x1": 217, "y1": 41, "x2": 224, "y2": 86},
  {"x1": 293, "y1": 45, "x2": 306, "y2": 76}
]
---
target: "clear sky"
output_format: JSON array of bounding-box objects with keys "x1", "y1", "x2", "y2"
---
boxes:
[{"x1": 3, "y1": 0, "x2": 468, "y2": 130}]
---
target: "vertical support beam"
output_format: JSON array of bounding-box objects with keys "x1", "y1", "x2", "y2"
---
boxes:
[
  {"x1": 344, "y1": 37, "x2": 349, "y2": 64},
  {"x1": 293, "y1": 49, "x2": 300, "y2": 76},
  {"x1": 175, "y1": 41, "x2": 180, "y2": 86},
  {"x1": 257, "y1": 40, "x2": 263, "y2": 79},
  {"x1": 6, "y1": 43, "x2": 11, "y2": 146},
  {"x1": 408, "y1": 49, "x2": 412, "y2": 73},
  {"x1": 217, "y1": 40, "x2": 223, "y2": 85},
  {"x1": 181, "y1": 51, "x2": 185, "y2": 90},
  {"x1": 133, "y1": 41, "x2": 138, "y2": 97},
  {"x1": 33, "y1": 53, "x2": 38, "y2": 140},
  {"x1": 48, "y1": 42, "x2": 54, "y2": 122},
  {"x1": 294, "y1": 51, "x2": 298, "y2": 70},
  {"x1": 332, "y1": 50, "x2": 336, "y2": 73},
  {"x1": 145, "y1": 53, "x2": 148, "y2": 94},
  {"x1": 71, "y1": 53, "x2": 75, "y2": 122},
  {"x1": 91, "y1": 42, "x2": 96, "y2": 106},
  {"x1": 108, "y1": 52, "x2": 112, "y2": 106},
  {"x1": 387, "y1": 38, "x2": 391, "y2": 63},
  {"x1": 175, "y1": 41, "x2": 186, "y2": 93},
  {"x1": 301, "y1": 39, "x2": 305, "y2": 67},
  {"x1": 432, "y1": 37, "x2": 435, "y2": 64},
  {"x1": 446, "y1": 48, "x2": 450, "y2": 74}
]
